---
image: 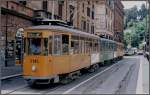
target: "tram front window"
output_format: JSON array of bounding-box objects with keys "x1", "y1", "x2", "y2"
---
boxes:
[{"x1": 28, "y1": 38, "x2": 41, "y2": 55}]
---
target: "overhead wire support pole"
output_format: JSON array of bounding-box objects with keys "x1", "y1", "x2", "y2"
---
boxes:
[
  {"x1": 5, "y1": 1, "x2": 8, "y2": 67},
  {"x1": 148, "y1": 0, "x2": 150, "y2": 61},
  {"x1": 113, "y1": 0, "x2": 116, "y2": 60}
]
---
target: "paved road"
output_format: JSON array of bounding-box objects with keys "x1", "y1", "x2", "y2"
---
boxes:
[{"x1": 1, "y1": 55, "x2": 149, "y2": 94}]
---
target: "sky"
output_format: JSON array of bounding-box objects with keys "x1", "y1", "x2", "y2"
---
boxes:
[{"x1": 121, "y1": 1, "x2": 147, "y2": 9}]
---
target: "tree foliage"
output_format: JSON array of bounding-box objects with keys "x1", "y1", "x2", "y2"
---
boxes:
[{"x1": 124, "y1": 4, "x2": 148, "y2": 49}]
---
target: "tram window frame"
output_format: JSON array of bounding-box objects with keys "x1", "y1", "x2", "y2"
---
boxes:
[
  {"x1": 104, "y1": 41, "x2": 106, "y2": 51},
  {"x1": 89, "y1": 38, "x2": 92, "y2": 53},
  {"x1": 94, "y1": 40, "x2": 98, "y2": 53},
  {"x1": 108, "y1": 42, "x2": 110, "y2": 51},
  {"x1": 24, "y1": 38, "x2": 26, "y2": 54},
  {"x1": 99, "y1": 40, "x2": 102, "y2": 51},
  {"x1": 85, "y1": 40, "x2": 89, "y2": 54},
  {"x1": 53, "y1": 35, "x2": 62, "y2": 55},
  {"x1": 49, "y1": 36, "x2": 52, "y2": 55},
  {"x1": 62, "y1": 34, "x2": 69, "y2": 55},
  {"x1": 79, "y1": 36, "x2": 84, "y2": 54},
  {"x1": 43, "y1": 38, "x2": 48, "y2": 56},
  {"x1": 110, "y1": 43, "x2": 112, "y2": 50},
  {"x1": 100, "y1": 40, "x2": 103, "y2": 51},
  {"x1": 27, "y1": 38, "x2": 42, "y2": 55},
  {"x1": 71, "y1": 35, "x2": 79, "y2": 54}
]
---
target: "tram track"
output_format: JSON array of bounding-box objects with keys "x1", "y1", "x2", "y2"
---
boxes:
[
  {"x1": 3, "y1": 85, "x2": 28, "y2": 94},
  {"x1": 3, "y1": 59, "x2": 127, "y2": 94},
  {"x1": 45, "y1": 60, "x2": 126, "y2": 94}
]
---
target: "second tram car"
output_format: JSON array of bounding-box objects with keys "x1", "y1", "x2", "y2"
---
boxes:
[{"x1": 23, "y1": 20, "x2": 124, "y2": 85}]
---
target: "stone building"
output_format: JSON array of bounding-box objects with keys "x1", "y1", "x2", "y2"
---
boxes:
[
  {"x1": 0, "y1": 0, "x2": 96, "y2": 66},
  {"x1": 27, "y1": 0, "x2": 96, "y2": 34},
  {"x1": 95, "y1": 0, "x2": 114, "y2": 40},
  {"x1": 114, "y1": 0, "x2": 124, "y2": 43},
  {"x1": 0, "y1": 0, "x2": 125, "y2": 67},
  {"x1": 95, "y1": 0, "x2": 124, "y2": 42},
  {"x1": 1, "y1": 1, "x2": 34, "y2": 66}
]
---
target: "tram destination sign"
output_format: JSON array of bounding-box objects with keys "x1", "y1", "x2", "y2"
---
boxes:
[{"x1": 27, "y1": 32, "x2": 42, "y2": 38}]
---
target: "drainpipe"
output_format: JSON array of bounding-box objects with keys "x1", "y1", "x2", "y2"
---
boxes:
[{"x1": 52, "y1": 0, "x2": 55, "y2": 19}]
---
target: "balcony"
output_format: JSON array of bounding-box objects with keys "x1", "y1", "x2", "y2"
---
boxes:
[
  {"x1": 1, "y1": 1, "x2": 34, "y2": 17},
  {"x1": 34, "y1": 10, "x2": 62, "y2": 20}
]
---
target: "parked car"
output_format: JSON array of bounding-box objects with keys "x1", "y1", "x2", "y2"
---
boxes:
[
  {"x1": 125, "y1": 48, "x2": 135, "y2": 56},
  {"x1": 137, "y1": 50, "x2": 143, "y2": 55}
]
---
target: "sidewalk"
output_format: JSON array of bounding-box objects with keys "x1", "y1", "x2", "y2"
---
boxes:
[
  {"x1": 136, "y1": 55, "x2": 149, "y2": 94},
  {"x1": 141, "y1": 56, "x2": 149, "y2": 94},
  {"x1": 1, "y1": 65, "x2": 22, "y2": 80}
]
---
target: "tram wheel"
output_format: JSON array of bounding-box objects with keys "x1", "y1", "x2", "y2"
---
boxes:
[{"x1": 26, "y1": 79, "x2": 36, "y2": 87}]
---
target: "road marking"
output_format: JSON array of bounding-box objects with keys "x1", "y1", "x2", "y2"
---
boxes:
[
  {"x1": 2, "y1": 85, "x2": 28, "y2": 94},
  {"x1": 136, "y1": 56, "x2": 143, "y2": 94},
  {"x1": 1, "y1": 74, "x2": 22, "y2": 80},
  {"x1": 63, "y1": 61, "x2": 121, "y2": 94}
]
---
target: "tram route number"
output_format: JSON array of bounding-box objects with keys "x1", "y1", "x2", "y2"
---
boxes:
[{"x1": 30, "y1": 58, "x2": 39, "y2": 64}]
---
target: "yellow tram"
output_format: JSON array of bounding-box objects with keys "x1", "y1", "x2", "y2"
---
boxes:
[
  {"x1": 23, "y1": 20, "x2": 124, "y2": 86},
  {"x1": 23, "y1": 20, "x2": 100, "y2": 85}
]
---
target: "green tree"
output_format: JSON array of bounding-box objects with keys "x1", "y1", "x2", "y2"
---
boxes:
[
  {"x1": 138, "y1": 4, "x2": 148, "y2": 20},
  {"x1": 123, "y1": 4, "x2": 148, "y2": 49}
]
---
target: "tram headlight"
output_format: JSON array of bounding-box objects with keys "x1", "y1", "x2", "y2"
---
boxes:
[{"x1": 32, "y1": 65, "x2": 36, "y2": 72}]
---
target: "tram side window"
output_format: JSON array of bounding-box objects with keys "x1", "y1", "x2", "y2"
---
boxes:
[
  {"x1": 71, "y1": 36, "x2": 79, "y2": 54},
  {"x1": 80, "y1": 37, "x2": 85, "y2": 54},
  {"x1": 49, "y1": 36, "x2": 52, "y2": 54},
  {"x1": 94, "y1": 42, "x2": 98, "y2": 53},
  {"x1": 96, "y1": 40, "x2": 99, "y2": 52},
  {"x1": 90, "y1": 41, "x2": 92, "y2": 53},
  {"x1": 103, "y1": 41, "x2": 106, "y2": 51},
  {"x1": 44, "y1": 38, "x2": 48, "y2": 56},
  {"x1": 110, "y1": 43, "x2": 112, "y2": 50},
  {"x1": 100, "y1": 40, "x2": 102, "y2": 51},
  {"x1": 24, "y1": 38, "x2": 26, "y2": 53},
  {"x1": 62, "y1": 34, "x2": 69, "y2": 55},
  {"x1": 28, "y1": 38, "x2": 41, "y2": 55},
  {"x1": 85, "y1": 41, "x2": 89, "y2": 54},
  {"x1": 54, "y1": 35, "x2": 62, "y2": 55}
]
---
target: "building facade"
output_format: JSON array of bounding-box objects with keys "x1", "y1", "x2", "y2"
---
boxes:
[
  {"x1": 0, "y1": 0, "x2": 125, "y2": 67},
  {"x1": 27, "y1": 0, "x2": 96, "y2": 34},
  {"x1": 95, "y1": 0, "x2": 114, "y2": 40},
  {"x1": 114, "y1": 0, "x2": 124, "y2": 43},
  {"x1": 1, "y1": 1, "x2": 34, "y2": 66}
]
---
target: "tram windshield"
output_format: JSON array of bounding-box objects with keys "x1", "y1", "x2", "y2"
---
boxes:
[{"x1": 28, "y1": 38, "x2": 41, "y2": 55}]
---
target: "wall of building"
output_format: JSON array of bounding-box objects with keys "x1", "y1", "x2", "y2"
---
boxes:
[
  {"x1": 95, "y1": 0, "x2": 114, "y2": 39},
  {"x1": 27, "y1": 0, "x2": 96, "y2": 34},
  {"x1": 1, "y1": 1, "x2": 33, "y2": 66},
  {"x1": 0, "y1": 0, "x2": 125, "y2": 67},
  {"x1": 114, "y1": 0, "x2": 124, "y2": 43}
]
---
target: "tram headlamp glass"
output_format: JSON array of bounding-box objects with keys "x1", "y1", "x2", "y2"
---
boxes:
[{"x1": 32, "y1": 65, "x2": 36, "y2": 72}]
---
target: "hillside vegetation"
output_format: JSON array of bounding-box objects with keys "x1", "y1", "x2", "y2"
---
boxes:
[{"x1": 124, "y1": 4, "x2": 149, "y2": 49}]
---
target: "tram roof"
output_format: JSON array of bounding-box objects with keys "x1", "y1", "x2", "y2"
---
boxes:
[
  {"x1": 100, "y1": 38, "x2": 116, "y2": 43},
  {"x1": 27, "y1": 25, "x2": 99, "y2": 38}
]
